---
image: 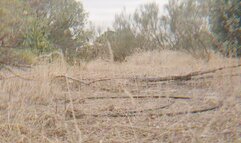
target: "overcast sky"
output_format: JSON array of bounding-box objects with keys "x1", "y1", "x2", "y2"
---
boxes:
[{"x1": 81, "y1": 0, "x2": 169, "y2": 28}]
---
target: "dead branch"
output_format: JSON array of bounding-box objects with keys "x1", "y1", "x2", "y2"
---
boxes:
[
  {"x1": 78, "y1": 64, "x2": 241, "y2": 84},
  {"x1": 52, "y1": 64, "x2": 241, "y2": 86},
  {"x1": 67, "y1": 102, "x2": 221, "y2": 119},
  {"x1": 164, "y1": 103, "x2": 222, "y2": 117},
  {"x1": 134, "y1": 64, "x2": 241, "y2": 82},
  {"x1": 52, "y1": 75, "x2": 125, "y2": 86},
  {"x1": 52, "y1": 75, "x2": 89, "y2": 85},
  {"x1": 193, "y1": 73, "x2": 241, "y2": 80},
  {"x1": 83, "y1": 95, "x2": 191, "y2": 100},
  {"x1": 86, "y1": 78, "x2": 115, "y2": 85},
  {"x1": 68, "y1": 102, "x2": 222, "y2": 119},
  {"x1": 66, "y1": 101, "x2": 175, "y2": 119}
]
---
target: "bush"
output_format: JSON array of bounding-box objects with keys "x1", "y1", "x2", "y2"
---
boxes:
[
  {"x1": 94, "y1": 29, "x2": 137, "y2": 62},
  {"x1": 0, "y1": 48, "x2": 36, "y2": 66},
  {"x1": 15, "y1": 49, "x2": 37, "y2": 65},
  {"x1": 75, "y1": 45, "x2": 99, "y2": 62},
  {"x1": 0, "y1": 0, "x2": 92, "y2": 65}
]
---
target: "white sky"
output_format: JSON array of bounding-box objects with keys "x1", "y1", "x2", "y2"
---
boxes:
[{"x1": 81, "y1": 0, "x2": 169, "y2": 28}]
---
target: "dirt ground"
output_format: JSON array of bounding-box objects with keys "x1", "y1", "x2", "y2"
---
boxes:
[{"x1": 0, "y1": 50, "x2": 240, "y2": 143}]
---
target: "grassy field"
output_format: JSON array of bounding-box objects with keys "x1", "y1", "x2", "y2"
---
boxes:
[{"x1": 0, "y1": 50, "x2": 240, "y2": 143}]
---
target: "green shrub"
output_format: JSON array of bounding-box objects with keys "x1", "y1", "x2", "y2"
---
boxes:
[
  {"x1": 15, "y1": 49, "x2": 37, "y2": 65},
  {"x1": 210, "y1": 0, "x2": 241, "y2": 57},
  {"x1": 22, "y1": 18, "x2": 53, "y2": 55}
]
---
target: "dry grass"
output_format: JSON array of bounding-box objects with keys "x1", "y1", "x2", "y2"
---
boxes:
[{"x1": 0, "y1": 50, "x2": 240, "y2": 143}]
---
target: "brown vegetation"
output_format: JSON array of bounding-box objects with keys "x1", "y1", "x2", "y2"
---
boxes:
[{"x1": 0, "y1": 50, "x2": 240, "y2": 142}]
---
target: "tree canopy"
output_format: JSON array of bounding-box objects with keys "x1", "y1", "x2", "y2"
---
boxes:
[{"x1": 209, "y1": 0, "x2": 241, "y2": 56}]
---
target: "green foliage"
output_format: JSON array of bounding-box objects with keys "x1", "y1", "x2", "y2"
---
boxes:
[
  {"x1": 1, "y1": 0, "x2": 239, "y2": 65},
  {"x1": 112, "y1": 10, "x2": 137, "y2": 61},
  {"x1": 23, "y1": 18, "x2": 52, "y2": 54},
  {"x1": 77, "y1": 45, "x2": 99, "y2": 62},
  {"x1": 0, "y1": 0, "x2": 32, "y2": 65},
  {"x1": 23, "y1": 0, "x2": 90, "y2": 56},
  {"x1": 0, "y1": 48, "x2": 36, "y2": 66},
  {"x1": 0, "y1": 0, "x2": 92, "y2": 65},
  {"x1": 210, "y1": 0, "x2": 241, "y2": 56},
  {"x1": 111, "y1": 29, "x2": 137, "y2": 61},
  {"x1": 15, "y1": 49, "x2": 37, "y2": 65},
  {"x1": 46, "y1": 0, "x2": 89, "y2": 54},
  {"x1": 96, "y1": 27, "x2": 137, "y2": 61}
]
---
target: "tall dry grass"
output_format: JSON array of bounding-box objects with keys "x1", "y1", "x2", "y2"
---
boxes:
[{"x1": 0, "y1": 50, "x2": 240, "y2": 142}]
